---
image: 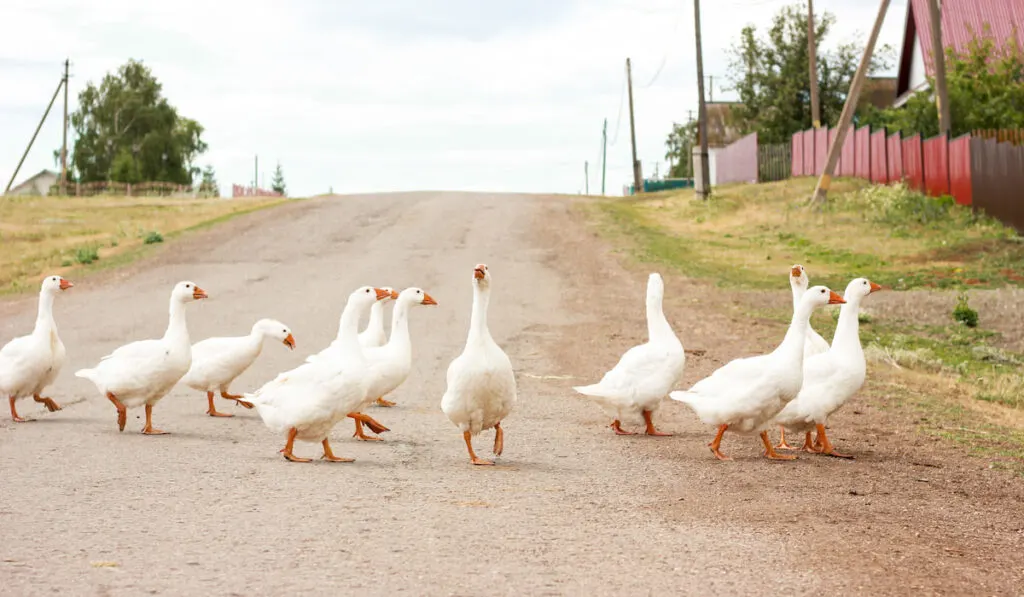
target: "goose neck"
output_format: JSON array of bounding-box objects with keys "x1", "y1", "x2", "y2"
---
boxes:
[
  {"x1": 467, "y1": 283, "x2": 492, "y2": 343},
  {"x1": 33, "y1": 290, "x2": 56, "y2": 335},
  {"x1": 831, "y1": 295, "x2": 864, "y2": 356},
  {"x1": 163, "y1": 297, "x2": 190, "y2": 345}
]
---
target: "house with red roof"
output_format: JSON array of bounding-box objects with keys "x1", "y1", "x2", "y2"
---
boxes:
[{"x1": 894, "y1": 0, "x2": 1024, "y2": 107}]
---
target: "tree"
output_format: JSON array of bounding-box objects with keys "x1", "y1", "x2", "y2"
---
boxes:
[
  {"x1": 67, "y1": 59, "x2": 208, "y2": 185},
  {"x1": 859, "y1": 29, "x2": 1024, "y2": 137},
  {"x1": 271, "y1": 162, "x2": 287, "y2": 196},
  {"x1": 198, "y1": 164, "x2": 219, "y2": 197},
  {"x1": 665, "y1": 120, "x2": 699, "y2": 178},
  {"x1": 725, "y1": 3, "x2": 893, "y2": 144}
]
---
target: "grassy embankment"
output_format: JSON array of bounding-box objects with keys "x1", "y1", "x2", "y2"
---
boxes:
[
  {"x1": 0, "y1": 194, "x2": 290, "y2": 296},
  {"x1": 583, "y1": 177, "x2": 1024, "y2": 472}
]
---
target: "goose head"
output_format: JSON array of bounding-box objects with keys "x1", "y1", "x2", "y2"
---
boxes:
[
  {"x1": 397, "y1": 287, "x2": 438, "y2": 307},
  {"x1": 646, "y1": 272, "x2": 665, "y2": 305},
  {"x1": 473, "y1": 263, "x2": 491, "y2": 288},
  {"x1": 789, "y1": 264, "x2": 809, "y2": 291},
  {"x1": 383, "y1": 286, "x2": 400, "y2": 301},
  {"x1": 351, "y1": 285, "x2": 393, "y2": 308},
  {"x1": 843, "y1": 277, "x2": 884, "y2": 302},
  {"x1": 801, "y1": 285, "x2": 846, "y2": 309},
  {"x1": 254, "y1": 318, "x2": 296, "y2": 350},
  {"x1": 41, "y1": 275, "x2": 73, "y2": 294},
  {"x1": 173, "y1": 281, "x2": 208, "y2": 302}
]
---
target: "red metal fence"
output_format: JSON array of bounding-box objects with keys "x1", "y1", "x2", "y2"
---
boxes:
[{"x1": 713, "y1": 132, "x2": 760, "y2": 185}]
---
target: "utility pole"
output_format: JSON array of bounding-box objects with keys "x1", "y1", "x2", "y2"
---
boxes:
[
  {"x1": 4, "y1": 73, "x2": 65, "y2": 195},
  {"x1": 254, "y1": 155, "x2": 258, "y2": 189},
  {"x1": 808, "y1": 0, "x2": 821, "y2": 128},
  {"x1": 60, "y1": 58, "x2": 69, "y2": 195},
  {"x1": 693, "y1": 0, "x2": 711, "y2": 200},
  {"x1": 809, "y1": 0, "x2": 891, "y2": 205},
  {"x1": 708, "y1": 75, "x2": 714, "y2": 102},
  {"x1": 626, "y1": 58, "x2": 642, "y2": 194},
  {"x1": 584, "y1": 161, "x2": 590, "y2": 195},
  {"x1": 928, "y1": 0, "x2": 951, "y2": 135},
  {"x1": 601, "y1": 118, "x2": 607, "y2": 195}
]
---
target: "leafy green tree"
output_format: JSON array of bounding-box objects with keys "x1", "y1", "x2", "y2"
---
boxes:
[
  {"x1": 725, "y1": 2, "x2": 893, "y2": 143},
  {"x1": 198, "y1": 164, "x2": 219, "y2": 197},
  {"x1": 68, "y1": 59, "x2": 207, "y2": 184},
  {"x1": 665, "y1": 120, "x2": 698, "y2": 178},
  {"x1": 859, "y1": 30, "x2": 1024, "y2": 137},
  {"x1": 271, "y1": 162, "x2": 287, "y2": 196}
]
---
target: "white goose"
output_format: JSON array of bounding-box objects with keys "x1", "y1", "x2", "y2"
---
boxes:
[
  {"x1": 572, "y1": 273, "x2": 683, "y2": 436},
  {"x1": 359, "y1": 287, "x2": 398, "y2": 348},
  {"x1": 75, "y1": 281, "x2": 208, "y2": 434},
  {"x1": 441, "y1": 264, "x2": 517, "y2": 466},
  {"x1": 773, "y1": 277, "x2": 883, "y2": 457},
  {"x1": 790, "y1": 264, "x2": 831, "y2": 358},
  {"x1": 244, "y1": 286, "x2": 389, "y2": 462},
  {"x1": 179, "y1": 318, "x2": 296, "y2": 417},
  {"x1": 670, "y1": 285, "x2": 845, "y2": 460},
  {"x1": 349, "y1": 286, "x2": 438, "y2": 440},
  {"x1": 1, "y1": 275, "x2": 74, "y2": 422}
]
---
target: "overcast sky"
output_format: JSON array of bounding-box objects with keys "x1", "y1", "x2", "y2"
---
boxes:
[{"x1": 1, "y1": 0, "x2": 909, "y2": 197}]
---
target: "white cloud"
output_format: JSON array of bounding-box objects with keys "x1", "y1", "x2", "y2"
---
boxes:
[{"x1": 0, "y1": 0, "x2": 909, "y2": 197}]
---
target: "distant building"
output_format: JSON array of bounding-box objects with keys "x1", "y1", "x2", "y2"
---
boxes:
[
  {"x1": 894, "y1": 0, "x2": 1024, "y2": 107},
  {"x1": 861, "y1": 76, "x2": 898, "y2": 110},
  {"x1": 6, "y1": 169, "x2": 58, "y2": 196}
]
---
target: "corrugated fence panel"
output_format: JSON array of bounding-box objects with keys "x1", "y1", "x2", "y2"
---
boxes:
[
  {"x1": 803, "y1": 130, "x2": 815, "y2": 176},
  {"x1": 903, "y1": 134, "x2": 925, "y2": 192},
  {"x1": 791, "y1": 132, "x2": 804, "y2": 177},
  {"x1": 887, "y1": 133, "x2": 904, "y2": 181},
  {"x1": 814, "y1": 127, "x2": 829, "y2": 174},
  {"x1": 971, "y1": 138, "x2": 1024, "y2": 233},
  {"x1": 829, "y1": 128, "x2": 841, "y2": 174},
  {"x1": 840, "y1": 125, "x2": 856, "y2": 177},
  {"x1": 714, "y1": 132, "x2": 760, "y2": 185},
  {"x1": 948, "y1": 134, "x2": 972, "y2": 206},
  {"x1": 855, "y1": 126, "x2": 872, "y2": 180},
  {"x1": 923, "y1": 134, "x2": 950, "y2": 196},
  {"x1": 870, "y1": 130, "x2": 888, "y2": 183}
]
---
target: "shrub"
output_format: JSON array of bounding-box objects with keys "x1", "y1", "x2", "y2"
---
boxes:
[
  {"x1": 953, "y1": 292, "x2": 979, "y2": 328},
  {"x1": 143, "y1": 231, "x2": 164, "y2": 244},
  {"x1": 74, "y1": 246, "x2": 99, "y2": 265}
]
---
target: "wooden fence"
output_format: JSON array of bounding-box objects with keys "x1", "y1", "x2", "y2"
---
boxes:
[{"x1": 47, "y1": 181, "x2": 199, "y2": 197}]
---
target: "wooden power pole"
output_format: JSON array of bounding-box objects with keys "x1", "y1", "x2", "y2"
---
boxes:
[
  {"x1": 601, "y1": 118, "x2": 607, "y2": 195},
  {"x1": 60, "y1": 58, "x2": 70, "y2": 195},
  {"x1": 927, "y1": 0, "x2": 951, "y2": 135},
  {"x1": 4, "y1": 72, "x2": 65, "y2": 195},
  {"x1": 809, "y1": 0, "x2": 891, "y2": 205},
  {"x1": 808, "y1": 0, "x2": 821, "y2": 128},
  {"x1": 585, "y1": 161, "x2": 590, "y2": 195},
  {"x1": 694, "y1": 0, "x2": 711, "y2": 200},
  {"x1": 626, "y1": 58, "x2": 642, "y2": 194}
]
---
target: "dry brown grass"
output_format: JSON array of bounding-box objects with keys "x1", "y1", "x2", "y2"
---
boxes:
[{"x1": 0, "y1": 194, "x2": 287, "y2": 295}]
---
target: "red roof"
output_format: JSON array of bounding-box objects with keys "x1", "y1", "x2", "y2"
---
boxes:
[{"x1": 896, "y1": 0, "x2": 1024, "y2": 97}]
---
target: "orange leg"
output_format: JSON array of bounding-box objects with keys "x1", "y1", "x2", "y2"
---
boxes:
[
  {"x1": 33, "y1": 394, "x2": 62, "y2": 412},
  {"x1": 321, "y1": 439, "x2": 354, "y2": 463},
  {"x1": 815, "y1": 424, "x2": 854, "y2": 459},
  {"x1": 760, "y1": 431, "x2": 798, "y2": 460},
  {"x1": 375, "y1": 396, "x2": 396, "y2": 408},
  {"x1": 141, "y1": 404, "x2": 168, "y2": 435},
  {"x1": 351, "y1": 418, "x2": 383, "y2": 441},
  {"x1": 610, "y1": 420, "x2": 635, "y2": 435},
  {"x1": 643, "y1": 409, "x2": 673, "y2": 436},
  {"x1": 205, "y1": 391, "x2": 234, "y2": 417},
  {"x1": 106, "y1": 392, "x2": 127, "y2": 432},
  {"x1": 220, "y1": 390, "x2": 253, "y2": 409},
  {"x1": 9, "y1": 396, "x2": 26, "y2": 423},
  {"x1": 464, "y1": 430, "x2": 493, "y2": 466},
  {"x1": 493, "y1": 422, "x2": 504, "y2": 456},
  {"x1": 708, "y1": 424, "x2": 731, "y2": 460},
  {"x1": 280, "y1": 428, "x2": 311, "y2": 462},
  {"x1": 801, "y1": 432, "x2": 822, "y2": 453},
  {"x1": 776, "y1": 426, "x2": 798, "y2": 450}
]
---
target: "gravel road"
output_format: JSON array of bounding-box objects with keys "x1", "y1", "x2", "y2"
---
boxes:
[{"x1": 1, "y1": 192, "x2": 1021, "y2": 596}]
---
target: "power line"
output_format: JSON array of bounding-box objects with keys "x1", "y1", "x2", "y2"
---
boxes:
[
  {"x1": 636, "y1": 8, "x2": 684, "y2": 89},
  {"x1": 609, "y1": 64, "x2": 627, "y2": 146}
]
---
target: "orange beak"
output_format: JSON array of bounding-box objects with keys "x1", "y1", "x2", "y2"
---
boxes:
[
  {"x1": 422, "y1": 292, "x2": 438, "y2": 306},
  {"x1": 389, "y1": 289, "x2": 400, "y2": 300},
  {"x1": 192, "y1": 286, "x2": 208, "y2": 300},
  {"x1": 790, "y1": 266, "x2": 803, "y2": 277},
  {"x1": 283, "y1": 333, "x2": 296, "y2": 350},
  {"x1": 828, "y1": 290, "x2": 846, "y2": 304},
  {"x1": 374, "y1": 288, "x2": 391, "y2": 300},
  {"x1": 473, "y1": 266, "x2": 486, "y2": 280},
  {"x1": 869, "y1": 281, "x2": 884, "y2": 293},
  {"x1": 59, "y1": 278, "x2": 73, "y2": 290}
]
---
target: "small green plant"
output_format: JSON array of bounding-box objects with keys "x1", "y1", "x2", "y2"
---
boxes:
[
  {"x1": 858, "y1": 182, "x2": 955, "y2": 226},
  {"x1": 109, "y1": 238, "x2": 119, "y2": 247},
  {"x1": 74, "y1": 246, "x2": 99, "y2": 265},
  {"x1": 953, "y1": 292, "x2": 979, "y2": 328},
  {"x1": 143, "y1": 231, "x2": 164, "y2": 244}
]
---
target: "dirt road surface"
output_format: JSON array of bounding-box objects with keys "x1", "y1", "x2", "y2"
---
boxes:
[{"x1": 2, "y1": 192, "x2": 1022, "y2": 596}]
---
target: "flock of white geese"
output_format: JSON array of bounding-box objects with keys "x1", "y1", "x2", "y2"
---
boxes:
[{"x1": 0, "y1": 262, "x2": 880, "y2": 464}]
